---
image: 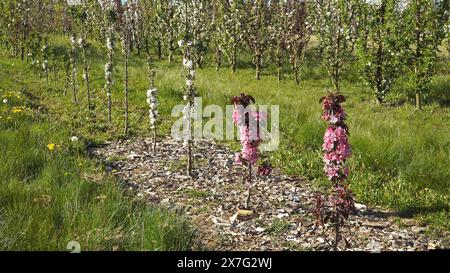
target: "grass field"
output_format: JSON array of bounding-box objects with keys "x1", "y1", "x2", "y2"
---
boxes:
[
  {"x1": 0, "y1": 50, "x2": 195, "y2": 250},
  {"x1": 0, "y1": 35, "x2": 449, "y2": 250}
]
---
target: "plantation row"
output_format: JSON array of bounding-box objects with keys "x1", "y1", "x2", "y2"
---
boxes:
[
  {"x1": 1, "y1": 0, "x2": 449, "y2": 107},
  {"x1": 0, "y1": 0, "x2": 449, "y2": 250}
]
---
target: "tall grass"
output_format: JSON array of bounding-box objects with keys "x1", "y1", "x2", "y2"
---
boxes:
[{"x1": 0, "y1": 79, "x2": 195, "y2": 250}]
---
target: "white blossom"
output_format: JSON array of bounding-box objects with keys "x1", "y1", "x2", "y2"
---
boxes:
[{"x1": 147, "y1": 88, "x2": 158, "y2": 129}]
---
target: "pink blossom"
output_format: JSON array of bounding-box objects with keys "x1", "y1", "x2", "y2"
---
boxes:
[
  {"x1": 232, "y1": 110, "x2": 241, "y2": 125},
  {"x1": 234, "y1": 152, "x2": 243, "y2": 165}
]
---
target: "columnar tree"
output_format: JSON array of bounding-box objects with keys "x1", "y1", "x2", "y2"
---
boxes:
[
  {"x1": 156, "y1": 0, "x2": 180, "y2": 63},
  {"x1": 122, "y1": 5, "x2": 132, "y2": 135},
  {"x1": 69, "y1": 34, "x2": 78, "y2": 103},
  {"x1": 268, "y1": 0, "x2": 289, "y2": 82},
  {"x1": 404, "y1": 0, "x2": 449, "y2": 109},
  {"x1": 286, "y1": 0, "x2": 311, "y2": 85},
  {"x1": 313, "y1": 0, "x2": 359, "y2": 92},
  {"x1": 179, "y1": 0, "x2": 213, "y2": 68},
  {"x1": 315, "y1": 92, "x2": 354, "y2": 250},
  {"x1": 147, "y1": 87, "x2": 158, "y2": 152},
  {"x1": 356, "y1": 0, "x2": 406, "y2": 103},
  {"x1": 221, "y1": 0, "x2": 245, "y2": 73},
  {"x1": 70, "y1": 0, "x2": 92, "y2": 109},
  {"x1": 232, "y1": 93, "x2": 271, "y2": 209},
  {"x1": 210, "y1": 0, "x2": 224, "y2": 71},
  {"x1": 41, "y1": 38, "x2": 49, "y2": 81},
  {"x1": 243, "y1": 0, "x2": 271, "y2": 80},
  {"x1": 180, "y1": 41, "x2": 196, "y2": 176},
  {"x1": 101, "y1": 1, "x2": 117, "y2": 123}
]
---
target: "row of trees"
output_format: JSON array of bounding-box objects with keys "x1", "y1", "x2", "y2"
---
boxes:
[{"x1": 0, "y1": 0, "x2": 448, "y2": 107}]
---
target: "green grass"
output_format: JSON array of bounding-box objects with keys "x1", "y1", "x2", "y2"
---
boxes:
[
  {"x1": 0, "y1": 65, "x2": 195, "y2": 250},
  {"x1": 1, "y1": 33, "x2": 449, "y2": 248}
]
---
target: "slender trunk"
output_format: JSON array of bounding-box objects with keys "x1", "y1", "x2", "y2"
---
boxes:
[
  {"x1": 415, "y1": 92, "x2": 421, "y2": 109},
  {"x1": 186, "y1": 98, "x2": 193, "y2": 176},
  {"x1": 157, "y1": 39, "x2": 162, "y2": 60},
  {"x1": 334, "y1": 210, "x2": 340, "y2": 251},
  {"x1": 293, "y1": 53, "x2": 300, "y2": 85},
  {"x1": 147, "y1": 53, "x2": 157, "y2": 152},
  {"x1": 82, "y1": 46, "x2": 91, "y2": 110},
  {"x1": 333, "y1": 65, "x2": 340, "y2": 93},
  {"x1": 277, "y1": 66, "x2": 282, "y2": 82},
  {"x1": 256, "y1": 63, "x2": 261, "y2": 80},
  {"x1": 215, "y1": 47, "x2": 221, "y2": 72},
  {"x1": 232, "y1": 47, "x2": 237, "y2": 73},
  {"x1": 64, "y1": 62, "x2": 69, "y2": 97},
  {"x1": 153, "y1": 125, "x2": 157, "y2": 152},
  {"x1": 187, "y1": 139, "x2": 193, "y2": 176},
  {"x1": 255, "y1": 54, "x2": 262, "y2": 80},
  {"x1": 124, "y1": 51, "x2": 129, "y2": 134},
  {"x1": 168, "y1": 50, "x2": 173, "y2": 63},
  {"x1": 71, "y1": 46, "x2": 78, "y2": 104},
  {"x1": 244, "y1": 162, "x2": 252, "y2": 209},
  {"x1": 107, "y1": 49, "x2": 113, "y2": 124}
]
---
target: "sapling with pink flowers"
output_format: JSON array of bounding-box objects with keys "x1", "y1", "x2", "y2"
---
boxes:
[
  {"x1": 232, "y1": 93, "x2": 271, "y2": 209},
  {"x1": 315, "y1": 92, "x2": 354, "y2": 250}
]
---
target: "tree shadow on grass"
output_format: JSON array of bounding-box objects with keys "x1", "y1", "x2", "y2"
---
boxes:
[
  {"x1": 427, "y1": 78, "x2": 450, "y2": 107},
  {"x1": 360, "y1": 202, "x2": 450, "y2": 219}
]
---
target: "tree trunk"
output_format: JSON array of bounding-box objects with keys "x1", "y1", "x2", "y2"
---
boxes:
[
  {"x1": 277, "y1": 66, "x2": 282, "y2": 82},
  {"x1": 232, "y1": 48, "x2": 237, "y2": 73},
  {"x1": 215, "y1": 48, "x2": 221, "y2": 72},
  {"x1": 334, "y1": 211, "x2": 340, "y2": 251},
  {"x1": 415, "y1": 92, "x2": 421, "y2": 109},
  {"x1": 244, "y1": 162, "x2": 252, "y2": 209},
  {"x1": 157, "y1": 40, "x2": 162, "y2": 60},
  {"x1": 124, "y1": 49, "x2": 129, "y2": 135},
  {"x1": 168, "y1": 50, "x2": 173, "y2": 63},
  {"x1": 294, "y1": 68, "x2": 300, "y2": 85},
  {"x1": 82, "y1": 46, "x2": 91, "y2": 110}
]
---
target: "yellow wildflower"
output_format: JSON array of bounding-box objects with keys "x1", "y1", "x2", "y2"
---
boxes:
[{"x1": 47, "y1": 143, "x2": 56, "y2": 151}]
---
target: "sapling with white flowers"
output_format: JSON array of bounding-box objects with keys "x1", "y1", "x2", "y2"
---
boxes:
[
  {"x1": 103, "y1": 3, "x2": 117, "y2": 123},
  {"x1": 69, "y1": 34, "x2": 78, "y2": 103},
  {"x1": 179, "y1": 40, "x2": 196, "y2": 176},
  {"x1": 313, "y1": 0, "x2": 359, "y2": 92},
  {"x1": 122, "y1": 5, "x2": 133, "y2": 135},
  {"x1": 41, "y1": 38, "x2": 49, "y2": 82},
  {"x1": 356, "y1": 0, "x2": 406, "y2": 104},
  {"x1": 243, "y1": 0, "x2": 271, "y2": 80},
  {"x1": 268, "y1": 0, "x2": 289, "y2": 82},
  {"x1": 219, "y1": 0, "x2": 245, "y2": 73},
  {"x1": 156, "y1": 0, "x2": 180, "y2": 63},
  {"x1": 147, "y1": 87, "x2": 158, "y2": 152}
]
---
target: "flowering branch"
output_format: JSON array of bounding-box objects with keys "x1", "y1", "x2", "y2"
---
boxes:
[
  {"x1": 232, "y1": 93, "x2": 271, "y2": 209},
  {"x1": 315, "y1": 92, "x2": 354, "y2": 250}
]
